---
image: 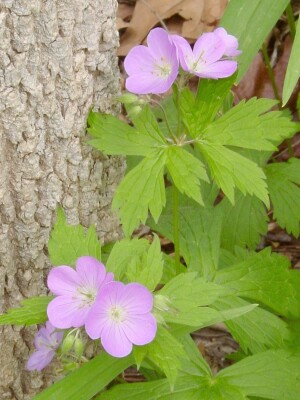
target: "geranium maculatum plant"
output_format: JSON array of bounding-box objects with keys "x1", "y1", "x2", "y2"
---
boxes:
[{"x1": 1, "y1": 21, "x2": 300, "y2": 400}]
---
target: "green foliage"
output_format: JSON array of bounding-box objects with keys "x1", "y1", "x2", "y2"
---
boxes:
[
  {"x1": 48, "y1": 208, "x2": 101, "y2": 266},
  {"x1": 134, "y1": 326, "x2": 187, "y2": 388},
  {"x1": 221, "y1": 0, "x2": 290, "y2": 81},
  {"x1": 165, "y1": 146, "x2": 208, "y2": 205},
  {"x1": 215, "y1": 249, "x2": 300, "y2": 318},
  {"x1": 88, "y1": 108, "x2": 165, "y2": 156},
  {"x1": 214, "y1": 297, "x2": 291, "y2": 354},
  {"x1": 219, "y1": 350, "x2": 300, "y2": 399},
  {"x1": 218, "y1": 192, "x2": 268, "y2": 251},
  {"x1": 202, "y1": 98, "x2": 297, "y2": 150},
  {"x1": 0, "y1": 297, "x2": 51, "y2": 326},
  {"x1": 282, "y1": 17, "x2": 300, "y2": 105},
  {"x1": 180, "y1": 74, "x2": 237, "y2": 136},
  {"x1": 126, "y1": 235, "x2": 163, "y2": 291},
  {"x1": 266, "y1": 158, "x2": 300, "y2": 236},
  {"x1": 197, "y1": 142, "x2": 269, "y2": 205},
  {"x1": 149, "y1": 188, "x2": 222, "y2": 279},
  {"x1": 32, "y1": 352, "x2": 134, "y2": 400},
  {"x1": 106, "y1": 237, "x2": 149, "y2": 280},
  {"x1": 112, "y1": 151, "x2": 166, "y2": 236}
]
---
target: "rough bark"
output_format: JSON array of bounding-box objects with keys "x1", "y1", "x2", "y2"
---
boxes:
[{"x1": 0, "y1": 1, "x2": 123, "y2": 398}]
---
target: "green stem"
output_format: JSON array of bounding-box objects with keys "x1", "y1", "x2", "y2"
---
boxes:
[
  {"x1": 173, "y1": 186, "x2": 180, "y2": 274},
  {"x1": 261, "y1": 43, "x2": 281, "y2": 103},
  {"x1": 286, "y1": 3, "x2": 296, "y2": 40}
]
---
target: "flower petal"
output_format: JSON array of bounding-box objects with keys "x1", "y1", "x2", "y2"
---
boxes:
[
  {"x1": 170, "y1": 34, "x2": 194, "y2": 71},
  {"x1": 101, "y1": 320, "x2": 133, "y2": 358},
  {"x1": 147, "y1": 28, "x2": 176, "y2": 62},
  {"x1": 119, "y1": 283, "x2": 154, "y2": 314},
  {"x1": 214, "y1": 27, "x2": 241, "y2": 57},
  {"x1": 47, "y1": 266, "x2": 79, "y2": 296},
  {"x1": 124, "y1": 45, "x2": 155, "y2": 76},
  {"x1": 123, "y1": 313, "x2": 157, "y2": 346},
  {"x1": 126, "y1": 72, "x2": 175, "y2": 95},
  {"x1": 85, "y1": 306, "x2": 108, "y2": 339},
  {"x1": 26, "y1": 349, "x2": 55, "y2": 371},
  {"x1": 195, "y1": 60, "x2": 237, "y2": 79},
  {"x1": 193, "y1": 32, "x2": 225, "y2": 64},
  {"x1": 47, "y1": 295, "x2": 90, "y2": 329},
  {"x1": 76, "y1": 256, "x2": 109, "y2": 291}
]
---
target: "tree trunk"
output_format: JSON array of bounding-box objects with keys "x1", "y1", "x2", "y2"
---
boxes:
[{"x1": 0, "y1": 1, "x2": 123, "y2": 398}]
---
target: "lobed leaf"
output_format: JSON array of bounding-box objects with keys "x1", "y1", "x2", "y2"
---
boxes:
[
  {"x1": 266, "y1": 158, "x2": 300, "y2": 237},
  {"x1": 197, "y1": 142, "x2": 269, "y2": 205},
  {"x1": 215, "y1": 249, "x2": 300, "y2": 318},
  {"x1": 0, "y1": 297, "x2": 51, "y2": 326},
  {"x1": 112, "y1": 151, "x2": 166, "y2": 237},
  {"x1": 48, "y1": 208, "x2": 101, "y2": 266},
  {"x1": 165, "y1": 146, "x2": 208, "y2": 205}
]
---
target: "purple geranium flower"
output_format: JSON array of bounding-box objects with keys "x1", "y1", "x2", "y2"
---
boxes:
[
  {"x1": 214, "y1": 27, "x2": 241, "y2": 57},
  {"x1": 85, "y1": 282, "x2": 157, "y2": 358},
  {"x1": 26, "y1": 321, "x2": 63, "y2": 371},
  {"x1": 171, "y1": 30, "x2": 238, "y2": 79},
  {"x1": 47, "y1": 256, "x2": 114, "y2": 329},
  {"x1": 124, "y1": 27, "x2": 179, "y2": 94}
]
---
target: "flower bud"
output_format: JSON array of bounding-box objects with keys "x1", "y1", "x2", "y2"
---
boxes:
[
  {"x1": 127, "y1": 105, "x2": 142, "y2": 118},
  {"x1": 74, "y1": 337, "x2": 84, "y2": 358},
  {"x1": 117, "y1": 93, "x2": 139, "y2": 104},
  {"x1": 61, "y1": 334, "x2": 75, "y2": 354}
]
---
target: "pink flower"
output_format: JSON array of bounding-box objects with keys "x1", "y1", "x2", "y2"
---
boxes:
[
  {"x1": 124, "y1": 28, "x2": 179, "y2": 94},
  {"x1": 26, "y1": 321, "x2": 63, "y2": 371},
  {"x1": 85, "y1": 282, "x2": 157, "y2": 358},
  {"x1": 214, "y1": 27, "x2": 241, "y2": 57},
  {"x1": 171, "y1": 30, "x2": 238, "y2": 79},
  {"x1": 47, "y1": 256, "x2": 114, "y2": 329}
]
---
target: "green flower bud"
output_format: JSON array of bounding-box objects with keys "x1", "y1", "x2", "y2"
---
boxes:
[
  {"x1": 154, "y1": 294, "x2": 173, "y2": 312},
  {"x1": 127, "y1": 105, "x2": 142, "y2": 118},
  {"x1": 61, "y1": 334, "x2": 75, "y2": 354},
  {"x1": 117, "y1": 93, "x2": 138, "y2": 104},
  {"x1": 74, "y1": 337, "x2": 84, "y2": 358}
]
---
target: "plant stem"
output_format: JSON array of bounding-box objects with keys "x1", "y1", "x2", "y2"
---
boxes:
[
  {"x1": 261, "y1": 43, "x2": 281, "y2": 103},
  {"x1": 286, "y1": 3, "x2": 296, "y2": 40},
  {"x1": 173, "y1": 185, "x2": 181, "y2": 274}
]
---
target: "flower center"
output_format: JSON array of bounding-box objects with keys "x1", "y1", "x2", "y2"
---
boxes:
[
  {"x1": 153, "y1": 57, "x2": 172, "y2": 78},
  {"x1": 76, "y1": 286, "x2": 97, "y2": 307},
  {"x1": 108, "y1": 305, "x2": 127, "y2": 324}
]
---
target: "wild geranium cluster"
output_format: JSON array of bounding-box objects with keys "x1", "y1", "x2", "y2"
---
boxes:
[
  {"x1": 124, "y1": 27, "x2": 240, "y2": 94},
  {"x1": 27, "y1": 257, "x2": 157, "y2": 370}
]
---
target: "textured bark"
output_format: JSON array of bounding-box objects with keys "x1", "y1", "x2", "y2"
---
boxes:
[{"x1": 0, "y1": 1, "x2": 123, "y2": 398}]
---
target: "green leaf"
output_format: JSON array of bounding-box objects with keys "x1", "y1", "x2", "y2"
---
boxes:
[
  {"x1": 32, "y1": 352, "x2": 134, "y2": 400},
  {"x1": 96, "y1": 376, "x2": 203, "y2": 400},
  {"x1": 131, "y1": 105, "x2": 167, "y2": 145},
  {"x1": 112, "y1": 151, "x2": 166, "y2": 236},
  {"x1": 214, "y1": 296, "x2": 291, "y2": 354},
  {"x1": 48, "y1": 208, "x2": 101, "y2": 266},
  {"x1": 106, "y1": 238, "x2": 149, "y2": 280},
  {"x1": 266, "y1": 158, "x2": 300, "y2": 236},
  {"x1": 221, "y1": 0, "x2": 290, "y2": 82},
  {"x1": 149, "y1": 188, "x2": 222, "y2": 279},
  {"x1": 282, "y1": 17, "x2": 300, "y2": 105},
  {"x1": 126, "y1": 235, "x2": 163, "y2": 291},
  {"x1": 219, "y1": 350, "x2": 300, "y2": 400},
  {"x1": 165, "y1": 146, "x2": 208, "y2": 205},
  {"x1": 215, "y1": 248, "x2": 300, "y2": 318},
  {"x1": 180, "y1": 74, "x2": 237, "y2": 137},
  {"x1": 0, "y1": 297, "x2": 51, "y2": 326},
  {"x1": 153, "y1": 97, "x2": 178, "y2": 137},
  {"x1": 160, "y1": 253, "x2": 186, "y2": 284},
  {"x1": 202, "y1": 98, "x2": 297, "y2": 150},
  {"x1": 197, "y1": 142, "x2": 269, "y2": 205},
  {"x1": 87, "y1": 109, "x2": 164, "y2": 156},
  {"x1": 218, "y1": 192, "x2": 268, "y2": 251},
  {"x1": 134, "y1": 326, "x2": 188, "y2": 388}
]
